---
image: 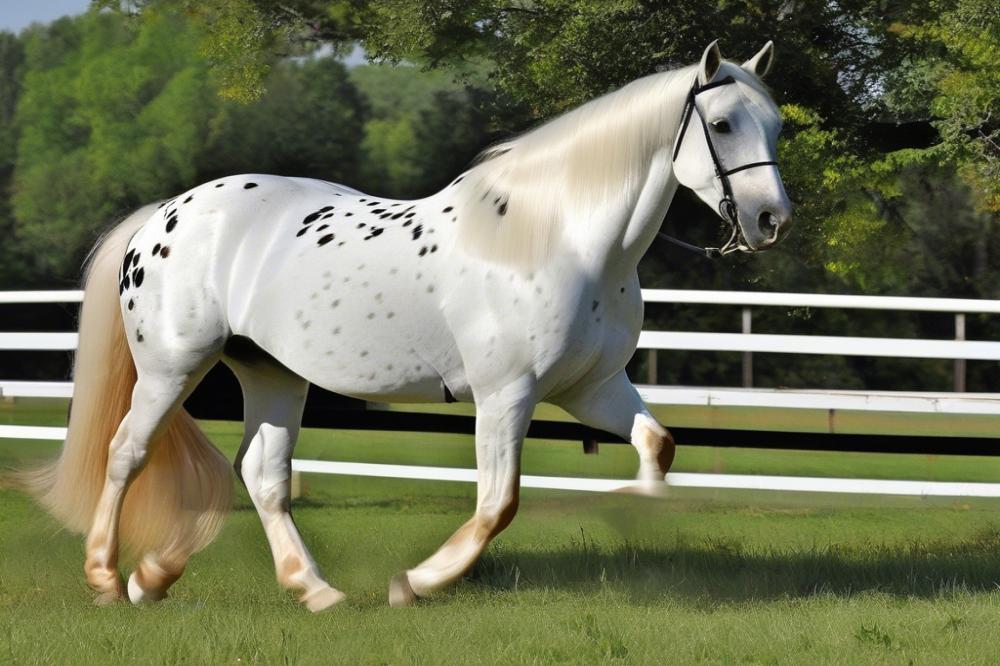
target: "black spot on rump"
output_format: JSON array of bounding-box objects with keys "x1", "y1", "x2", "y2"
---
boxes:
[
  {"x1": 319, "y1": 206, "x2": 334, "y2": 213},
  {"x1": 184, "y1": 195, "x2": 193, "y2": 204},
  {"x1": 166, "y1": 216, "x2": 178, "y2": 233},
  {"x1": 127, "y1": 299, "x2": 134, "y2": 310},
  {"x1": 372, "y1": 209, "x2": 386, "y2": 214},
  {"x1": 122, "y1": 249, "x2": 135, "y2": 274},
  {"x1": 132, "y1": 253, "x2": 140, "y2": 267},
  {"x1": 303, "y1": 212, "x2": 322, "y2": 224},
  {"x1": 411, "y1": 225, "x2": 423, "y2": 241},
  {"x1": 160, "y1": 246, "x2": 170, "y2": 258},
  {"x1": 297, "y1": 227, "x2": 309, "y2": 237},
  {"x1": 244, "y1": 182, "x2": 258, "y2": 189},
  {"x1": 318, "y1": 234, "x2": 335, "y2": 246},
  {"x1": 133, "y1": 267, "x2": 144, "y2": 287},
  {"x1": 497, "y1": 202, "x2": 507, "y2": 216},
  {"x1": 215, "y1": 182, "x2": 225, "y2": 188},
  {"x1": 152, "y1": 243, "x2": 161, "y2": 256},
  {"x1": 317, "y1": 224, "x2": 329, "y2": 232},
  {"x1": 418, "y1": 247, "x2": 428, "y2": 257},
  {"x1": 442, "y1": 206, "x2": 453, "y2": 213}
]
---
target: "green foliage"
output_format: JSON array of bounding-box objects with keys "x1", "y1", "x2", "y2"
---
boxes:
[
  {"x1": 0, "y1": 32, "x2": 26, "y2": 285},
  {"x1": 201, "y1": 57, "x2": 366, "y2": 181},
  {"x1": 891, "y1": 0, "x2": 1000, "y2": 211},
  {"x1": 12, "y1": 12, "x2": 221, "y2": 279},
  {"x1": 350, "y1": 64, "x2": 493, "y2": 196}
]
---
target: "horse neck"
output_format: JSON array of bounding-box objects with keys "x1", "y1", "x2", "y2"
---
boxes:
[{"x1": 569, "y1": 76, "x2": 692, "y2": 274}]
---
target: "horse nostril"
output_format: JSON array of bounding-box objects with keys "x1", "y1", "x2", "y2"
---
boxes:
[{"x1": 758, "y1": 211, "x2": 778, "y2": 239}]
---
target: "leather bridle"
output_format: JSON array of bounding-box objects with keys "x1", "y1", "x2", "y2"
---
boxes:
[{"x1": 658, "y1": 75, "x2": 778, "y2": 258}]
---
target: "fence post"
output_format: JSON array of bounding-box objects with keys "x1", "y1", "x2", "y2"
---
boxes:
[
  {"x1": 742, "y1": 306, "x2": 753, "y2": 388},
  {"x1": 954, "y1": 313, "x2": 966, "y2": 392}
]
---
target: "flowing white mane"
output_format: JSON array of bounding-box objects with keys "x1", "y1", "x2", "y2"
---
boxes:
[{"x1": 447, "y1": 62, "x2": 770, "y2": 267}]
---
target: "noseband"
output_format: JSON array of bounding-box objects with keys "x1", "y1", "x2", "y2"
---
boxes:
[{"x1": 658, "y1": 75, "x2": 778, "y2": 258}]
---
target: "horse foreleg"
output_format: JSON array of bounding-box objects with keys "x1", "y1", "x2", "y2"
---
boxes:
[
  {"x1": 389, "y1": 379, "x2": 535, "y2": 607},
  {"x1": 557, "y1": 370, "x2": 675, "y2": 488},
  {"x1": 229, "y1": 358, "x2": 345, "y2": 613}
]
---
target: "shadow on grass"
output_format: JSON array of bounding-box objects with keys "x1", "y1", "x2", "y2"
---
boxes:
[{"x1": 468, "y1": 526, "x2": 1000, "y2": 604}]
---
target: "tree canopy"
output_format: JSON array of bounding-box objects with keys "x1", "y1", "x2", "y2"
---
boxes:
[{"x1": 2, "y1": 1, "x2": 999, "y2": 390}]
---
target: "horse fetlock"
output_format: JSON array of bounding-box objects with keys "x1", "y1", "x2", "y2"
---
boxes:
[
  {"x1": 127, "y1": 556, "x2": 181, "y2": 604},
  {"x1": 85, "y1": 562, "x2": 123, "y2": 600}
]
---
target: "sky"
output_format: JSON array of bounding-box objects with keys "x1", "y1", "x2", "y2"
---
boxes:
[{"x1": 1, "y1": 0, "x2": 93, "y2": 33}]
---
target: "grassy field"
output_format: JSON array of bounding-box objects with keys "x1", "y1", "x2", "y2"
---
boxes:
[{"x1": 5, "y1": 400, "x2": 1000, "y2": 664}]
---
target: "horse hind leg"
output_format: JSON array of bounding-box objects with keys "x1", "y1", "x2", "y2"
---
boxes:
[
  {"x1": 124, "y1": 406, "x2": 230, "y2": 605},
  {"x1": 85, "y1": 369, "x2": 206, "y2": 604},
  {"x1": 227, "y1": 351, "x2": 345, "y2": 612}
]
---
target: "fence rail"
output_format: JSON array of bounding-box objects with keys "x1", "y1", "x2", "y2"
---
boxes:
[{"x1": 4, "y1": 289, "x2": 1000, "y2": 497}]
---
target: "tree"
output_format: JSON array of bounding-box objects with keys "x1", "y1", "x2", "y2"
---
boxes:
[
  {"x1": 11, "y1": 12, "x2": 225, "y2": 281},
  {"x1": 200, "y1": 56, "x2": 367, "y2": 183},
  {"x1": 0, "y1": 31, "x2": 26, "y2": 285}
]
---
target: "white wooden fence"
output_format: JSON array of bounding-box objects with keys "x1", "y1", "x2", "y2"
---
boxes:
[{"x1": 3, "y1": 289, "x2": 1000, "y2": 497}]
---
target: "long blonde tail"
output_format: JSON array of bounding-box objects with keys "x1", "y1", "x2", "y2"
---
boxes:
[{"x1": 19, "y1": 205, "x2": 233, "y2": 560}]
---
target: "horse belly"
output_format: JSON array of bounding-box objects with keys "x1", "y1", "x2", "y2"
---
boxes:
[{"x1": 235, "y1": 239, "x2": 458, "y2": 403}]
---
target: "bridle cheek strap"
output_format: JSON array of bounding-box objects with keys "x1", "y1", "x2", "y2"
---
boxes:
[{"x1": 661, "y1": 75, "x2": 777, "y2": 258}]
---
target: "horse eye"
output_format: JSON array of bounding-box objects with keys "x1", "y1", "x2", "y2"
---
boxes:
[{"x1": 710, "y1": 119, "x2": 731, "y2": 133}]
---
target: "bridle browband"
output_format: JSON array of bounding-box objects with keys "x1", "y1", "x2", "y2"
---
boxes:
[{"x1": 658, "y1": 75, "x2": 778, "y2": 258}]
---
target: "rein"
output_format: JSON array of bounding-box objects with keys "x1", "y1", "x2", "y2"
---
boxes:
[{"x1": 658, "y1": 75, "x2": 777, "y2": 258}]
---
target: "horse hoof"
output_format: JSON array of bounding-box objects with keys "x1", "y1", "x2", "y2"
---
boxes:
[
  {"x1": 388, "y1": 572, "x2": 418, "y2": 608},
  {"x1": 127, "y1": 572, "x2": 166, "y2": 605},
  {"x1": 302, "y1": 586, "x2": 346, "y2": 613},
  {"x1": 93, "y1": 590, "x2": 123, "y2": 606}
]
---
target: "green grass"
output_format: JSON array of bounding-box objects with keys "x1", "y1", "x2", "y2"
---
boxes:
[{"x1": 5, "y1": 400, "x2": 1000, "y2": 663}]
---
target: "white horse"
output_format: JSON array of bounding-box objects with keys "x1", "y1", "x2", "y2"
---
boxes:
[{"x1": 24, "y1": 41, "x2": 791, "y2": 610}]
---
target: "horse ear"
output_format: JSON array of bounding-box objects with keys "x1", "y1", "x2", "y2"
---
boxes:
[
  {"x1": 699, "y1": 40, "x2": 723, "y2": 85},
  {"x1": 742, "y1": 41, "x2": 774, "y2": 78}
]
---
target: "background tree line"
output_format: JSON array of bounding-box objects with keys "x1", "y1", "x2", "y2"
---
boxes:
[{"x1": 1, "y1": 0, "x2": 999, "y2": 391}]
